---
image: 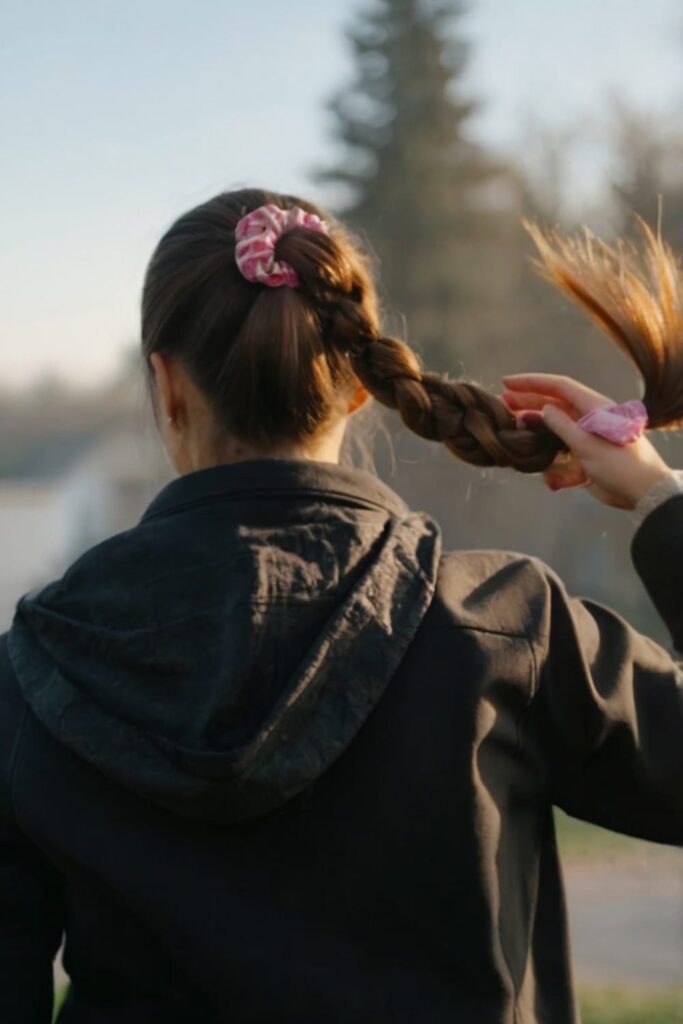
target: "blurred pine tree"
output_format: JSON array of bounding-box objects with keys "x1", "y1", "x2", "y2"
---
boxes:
[
  {"x1": 313, "y1": 0, "x2": 511, "y2": 374},
  {"x1": 310, "y1": 2, "x2": 670, "y2": 639},
  {"x1": 609, "y1": 103, "x2": 683, "y2": 242}
]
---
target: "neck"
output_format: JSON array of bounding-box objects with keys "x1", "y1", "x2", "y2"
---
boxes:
[{"x1": 169, "y1": 424, "x2": 346, "y2": 476}]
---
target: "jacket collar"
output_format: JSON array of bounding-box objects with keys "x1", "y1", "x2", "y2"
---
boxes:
[{"x1": 139, "y1": 457, "x2": 409, "y2": 524}]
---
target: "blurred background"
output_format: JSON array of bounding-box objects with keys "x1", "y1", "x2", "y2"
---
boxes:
[{"x1": 3, "y1": 1, "x2": 683, "y2": 1019}]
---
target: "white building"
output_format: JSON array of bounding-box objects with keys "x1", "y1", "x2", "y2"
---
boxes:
[{"x1": 0, "y1": 423, "x2": 172, "y2": 631}]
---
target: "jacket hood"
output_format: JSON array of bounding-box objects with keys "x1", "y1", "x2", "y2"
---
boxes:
[{"x1": 7, "y1": 458, "x2": 441, "y2": 824}]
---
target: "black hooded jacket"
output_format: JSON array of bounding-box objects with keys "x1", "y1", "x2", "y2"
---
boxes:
[{"x1": 1, "y1": 457, "x2": 682, "y2": 1024}]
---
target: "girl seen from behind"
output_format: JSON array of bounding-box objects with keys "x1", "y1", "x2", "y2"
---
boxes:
[{"x1": 1, "y1": 188, "x2": 683, "y2": 1024}]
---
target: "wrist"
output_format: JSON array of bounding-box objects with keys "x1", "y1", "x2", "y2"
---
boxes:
[
  {"x1": 631, "y1": 470, "x2": 683, "y2": 527},
  {"x1": 626, "y1": 466, "x2": 675, "y2": 507}
]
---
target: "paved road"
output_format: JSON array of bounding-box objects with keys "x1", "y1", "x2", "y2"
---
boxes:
[{"x1": 565, "y1": 848, "x2": 683, "y2": 988}]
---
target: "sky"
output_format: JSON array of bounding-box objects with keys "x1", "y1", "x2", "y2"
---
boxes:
[{"x1": 1, "y1": 0, "x2": 682, "y2": 390}]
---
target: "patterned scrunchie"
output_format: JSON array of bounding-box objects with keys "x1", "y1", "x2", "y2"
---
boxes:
[
  {"x1": 575, "y1": 399, "x2": 648, "y2": 445},
  {"x1": 234, "y1": 203, "x2": 329, "y2": 288}
]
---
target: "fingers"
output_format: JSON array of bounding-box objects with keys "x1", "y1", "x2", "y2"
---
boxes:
[
  {"x1": 542, "y1": 450, "x2": 590, "y2": 491},
  {"x1": 545, "y1": 473, "x2": 591, "y2": 493},
  {"x1": 501, "y1": 391, "x2": 570, "y2": 413},
  {"x1": 502, "y1": 373, "x2": 611, "y2": 415},
  {"x1": 516, "y1": 410, "x2": 545, "y2": 431},
  {"x1": 541, "y1": 404, "x2": 590, "y2": 451},
  {"x1": 542, "y1": 403, "x2": 616, "y2": 457}
]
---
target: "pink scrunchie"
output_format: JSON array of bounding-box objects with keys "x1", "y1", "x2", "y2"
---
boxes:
[
  {"x1": 575, "y1": 399, "x2": 648, "y2": 445},
  {"x1": 234, "y1": 203, "x2": 329, "y2": 288}
]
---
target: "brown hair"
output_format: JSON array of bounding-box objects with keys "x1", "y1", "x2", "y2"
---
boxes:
[
  {"x1": 525, "y1": 217, "x2": 683, "y2": 430},
  {"x1": 141, "y1": 188, "x2": 681, "y2": 475}
]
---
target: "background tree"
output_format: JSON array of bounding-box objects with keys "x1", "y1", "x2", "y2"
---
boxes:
[
  {"x1": 312, "y1": 1, "x2": 673, "y2": 638},
  {"x1": 609, "y1": 101, "x2": 683, "y2": 240},
  {"x1": 314, "y1": 0, "x2": 511, "y2": 374}
]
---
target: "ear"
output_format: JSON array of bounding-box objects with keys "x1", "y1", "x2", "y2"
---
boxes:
[
  {"x1": 149, "y1": 351, "x2": 181, "y2": 425},
  {"x1": 347, "y1": 383, "x2": 370, "y2": 416}
]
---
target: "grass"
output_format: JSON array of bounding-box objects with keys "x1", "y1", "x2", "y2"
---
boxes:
[
  {"x1": 554, "y1": 807, "x2": 655, "y2": 861},
  {"x1": 53, "y1": 984, "x2": 68, "y2": 1022},
  {"x1": 579, "y1": 986, "x2": 683, "y2": 1023},
  {"x1": 53, "y1": 983, "x2": 683, "y2": 1022},
  {"x1": 554, "y1": 813, "x2": 683, "y2": 1020}
]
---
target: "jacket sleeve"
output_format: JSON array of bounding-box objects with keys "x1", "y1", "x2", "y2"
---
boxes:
[
  {"x1": 0, "y1": 633, "x2": 64, "y2": 1023},
  {"x1": 520, "y1": 493, "x2": 683, "y2": 845}
]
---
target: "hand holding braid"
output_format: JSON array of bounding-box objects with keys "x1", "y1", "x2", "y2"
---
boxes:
[
  {"x1": 358, "y1": 338, "x2": 570, "y2": 471},
  {"x1": 525, "y1": 217, "x2": 683, "y2": 432},
  {"x1": 323, "y1": 214, "x2": 683, "y2": 477},
  {"x1": 494, "y1": 218, "x2": 683, "y2": 506}
]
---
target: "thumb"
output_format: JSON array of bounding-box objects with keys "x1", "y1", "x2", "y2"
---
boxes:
[{"x1": 542, "y1": 403, "x2": 592, "y2": 454}]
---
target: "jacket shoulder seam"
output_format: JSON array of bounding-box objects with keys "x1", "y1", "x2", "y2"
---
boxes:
[{"x1": 421, "y1": 622, "x2": 532, "y2": 642}]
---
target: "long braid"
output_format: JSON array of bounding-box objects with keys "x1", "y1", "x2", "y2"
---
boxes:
[
  {"x1": 313, "y1": 212, "x2": 683, "y2": 474},
  {"x1": 143, "y1": 188, "x2": 683, "y2": 477},
  {"x1": 324, "y1": 295, "x2": 564, "y2": 473}
]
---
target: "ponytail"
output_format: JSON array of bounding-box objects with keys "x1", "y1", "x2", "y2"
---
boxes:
[{"x1": 145, "y1": 189, "x2": 683, "y2": 478}]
